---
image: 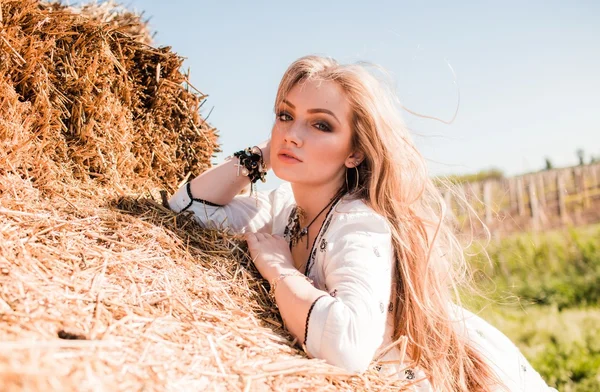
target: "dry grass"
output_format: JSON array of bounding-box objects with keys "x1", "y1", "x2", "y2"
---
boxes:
[
  {"x1": 0, "y1": 1, "x2": 411, "y2": 390},
  {"x1": 0, "y1": 0, "x2": 219, "y2": 196},
  {"x1": 0, "y1": 175, "x2": 411, "y2": 391}
]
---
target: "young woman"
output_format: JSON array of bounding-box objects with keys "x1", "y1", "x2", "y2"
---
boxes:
[{"x1": 169, "y1": 56, "x2": 556, "y2": 391}]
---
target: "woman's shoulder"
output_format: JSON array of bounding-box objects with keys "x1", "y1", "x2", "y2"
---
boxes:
[
  {"x1": 334, "y1": 196, "x2": 384, "y2": 219},
  {"x1": 320, "y1": 196, "x2": 394, "y2": 270},
  {"x1": 330, "y1": 196, "x2": 391, "y2": 234}
]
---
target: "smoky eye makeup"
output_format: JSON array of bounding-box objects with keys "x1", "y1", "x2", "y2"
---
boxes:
[
  {"x1": 274, "y1": 103, "x2": 335, "y2": 131},
  {"x1": 276, "y1": 111, "x2": 292, "y2": 121},
  {"x1": 314, "y1": 120, "x2": 332, "y2": 132}
]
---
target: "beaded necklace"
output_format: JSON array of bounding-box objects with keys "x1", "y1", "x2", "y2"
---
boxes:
[{"x1": 284, "y1": 189, "x2": 345, "y2": 249}]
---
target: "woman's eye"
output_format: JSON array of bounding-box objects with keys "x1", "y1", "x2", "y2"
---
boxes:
[
  {"x1": 314, "y1": 121, "x2": 332, "y2": 132},
  {"x1": 277, "y1": 112, "x2": 292, "y2": 121}
]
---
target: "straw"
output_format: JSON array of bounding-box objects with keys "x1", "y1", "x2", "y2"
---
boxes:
[{"x1": 0, "y1": 1, "x2": 413, "y2": 390}]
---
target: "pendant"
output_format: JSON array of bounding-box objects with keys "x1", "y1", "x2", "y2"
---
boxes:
[{"x1": 284, "y1": 206, "x2": 307, "y2": 248}]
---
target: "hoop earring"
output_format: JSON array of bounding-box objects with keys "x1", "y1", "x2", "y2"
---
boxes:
[
  {"x1": 345, "y1": 167, "x2": 350, "y2": 193},
  {"x1": 345, "y1": 166, "x2": 360, "y2": 194}
]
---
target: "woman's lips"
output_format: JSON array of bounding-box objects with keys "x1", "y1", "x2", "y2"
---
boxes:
[{"x1": 277, "y1": 153, "x2": 302, "y2": 163}]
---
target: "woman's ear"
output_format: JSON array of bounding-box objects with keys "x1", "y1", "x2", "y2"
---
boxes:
[{"x1": 345, "y1": 150, "x2": 365, "y2": 168}]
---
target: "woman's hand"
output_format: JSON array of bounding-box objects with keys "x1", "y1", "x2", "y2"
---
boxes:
[
  {"x1": 257, "y1": 139, "x2": 272, "y2": 170},
  {"x1": 245, "y1": 233, "x2": 295, "y2": 282}
]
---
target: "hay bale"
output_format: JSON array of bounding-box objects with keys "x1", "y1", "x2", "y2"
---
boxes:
[
  {"x1": 0, "y1": 0, "x2": 218, "y2": 196},
  {"x1": 0, "y1": 1, "x2": 411, "y2": 390},
  {"x1": 0, "y1": 177, "x2": 411, "y2": 391}
]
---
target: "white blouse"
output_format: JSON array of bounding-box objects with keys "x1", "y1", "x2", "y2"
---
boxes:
[{"x1": 169, "y1": 182, "x2": 556, "y2": 392}]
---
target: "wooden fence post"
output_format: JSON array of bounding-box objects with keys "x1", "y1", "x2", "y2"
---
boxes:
[
  {"x1": 516, "y1": 177, "x2": 525, "y2": 216},
  {"x1": 470, "y1": 182, "x2": 482, "y2": 202},
  {"x1": 590, "y1": 164, "x2": 599, "y2": 189},
  {"x1": 509, "y1": 178, "x2": 518, "y2": 212},
  {"x1": 576, "y1": 167, "x2": 590, "y2": 209},
  {"x1": 537, "y1": 173, "x2": 547, "y2": 209},
  {"x1": 556, "y1": 171, "x2": 567, "y2": 223},
  {"x1": 528, "y1": 180, "x2": 539, "y2": 230}
]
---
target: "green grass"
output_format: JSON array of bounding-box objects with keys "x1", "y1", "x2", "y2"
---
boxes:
[
  {"x1": 469, "y1": 224, "x2": 600, "y2": 308},
  {"x1": 464, "y1": 224, "x2": 600, "y2": 391},
  {"x1": 472, "y1": 305, "x2": 600, "y2": 392}
]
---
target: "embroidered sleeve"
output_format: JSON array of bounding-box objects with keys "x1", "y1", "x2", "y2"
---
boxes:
[
  {"x1": 168, "y1": 182, "x2": 293, "y2": 234},
  {"x1": 303, "y1": 211, "x2": 393, "y2": 373}
]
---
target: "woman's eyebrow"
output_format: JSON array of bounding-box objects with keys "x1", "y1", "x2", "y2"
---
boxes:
[
  {"x1": 281, "y1": 99, "x2": 340, "y2": 124},
  {"x1": 307, "y1": 108, "x2": 340, "y2": 124}
]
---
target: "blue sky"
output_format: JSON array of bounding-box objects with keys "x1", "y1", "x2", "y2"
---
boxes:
[{"x1": 102, "y1": 1, "x2": 598, "y2": 188}]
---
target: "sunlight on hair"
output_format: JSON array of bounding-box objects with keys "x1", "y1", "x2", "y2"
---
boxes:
[{"x1": 274, "y1": 56, "x2": 506, "y2": 391}]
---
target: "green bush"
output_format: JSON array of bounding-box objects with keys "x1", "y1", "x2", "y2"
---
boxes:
[{"x1": 468, "y1": 225, "x2": 600, "y2": 308}]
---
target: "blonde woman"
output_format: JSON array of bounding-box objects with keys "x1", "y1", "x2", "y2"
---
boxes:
[{"x1": 169, "y1": 56, "x2": 555, "y2": 391}]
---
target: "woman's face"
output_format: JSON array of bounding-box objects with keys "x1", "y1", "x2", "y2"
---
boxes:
[{"x1": 270, "y1": 78, "x2": 359, "y2": 188}]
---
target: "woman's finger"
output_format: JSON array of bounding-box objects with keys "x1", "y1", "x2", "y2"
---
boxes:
[
  {"x1": 245, "y1": 233, "x2": 257, "y2": 243},
  {"x1": 254, "y1": 232, "x2": 268, "y2": 241}
]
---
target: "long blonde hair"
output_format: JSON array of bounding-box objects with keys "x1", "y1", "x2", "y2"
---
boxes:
[{"x1": 274, "y1": 56, "x2": 503, "y2": 391}]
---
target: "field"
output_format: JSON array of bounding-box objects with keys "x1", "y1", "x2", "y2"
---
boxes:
[{"x1": 466, "y1": 224, "x2": 600, "y2": 391}]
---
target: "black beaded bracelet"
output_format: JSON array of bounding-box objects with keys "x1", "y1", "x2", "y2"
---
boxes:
[
  {"x1": 180, "y1": 182, "x2": 224, "y2": 212},
  {"x1": 233, "y1": 146, "x2": 267, "y2": 184},
  {"x1": 302, "y1": 295, "x2": 328, "y2": 350}
]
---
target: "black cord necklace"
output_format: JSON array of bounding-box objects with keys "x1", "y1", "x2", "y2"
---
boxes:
[{"x1": 284, "y1": 189, "x2": 345, "y2": 249}]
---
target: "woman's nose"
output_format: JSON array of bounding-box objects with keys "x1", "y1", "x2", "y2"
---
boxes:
[{"x1": 283, "y1": 121, "x2": 303, "y2": 147}]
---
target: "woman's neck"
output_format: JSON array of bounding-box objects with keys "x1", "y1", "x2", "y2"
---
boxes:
[{"x1": 290, "y1": 180, "x2": 344, "y2": 224}]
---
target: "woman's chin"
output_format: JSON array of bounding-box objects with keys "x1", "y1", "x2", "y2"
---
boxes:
[{"x1": 271, "y1": 165, "x2": 295, "y2": 182}]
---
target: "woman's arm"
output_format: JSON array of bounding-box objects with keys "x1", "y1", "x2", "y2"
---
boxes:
[
  {"x1": 244, "y1": 233, "x2": 325, "y2": 342},
  {"x1": 246, "y1": 213, "x2": 393, "y2": 373},
  {"x1": 303, "y1": 216, "x2": 393, "y2": 372},
  {"x1": 270, "y1": 266, "x2": 326, "y2": 342},
  {"x1": 168, "y1": 140, "x2": 281, "y2": 233},
  {"x1": 188, "y1": 140, "x2": 271, "y2": 206}
]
